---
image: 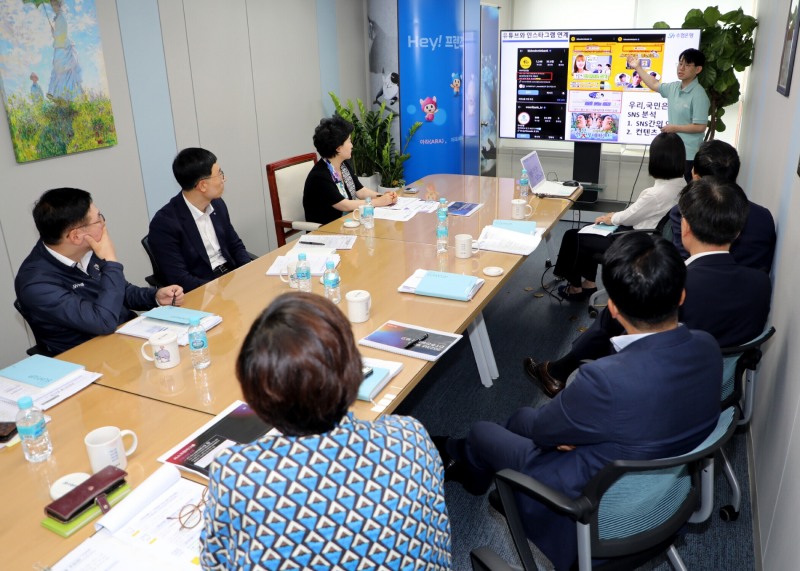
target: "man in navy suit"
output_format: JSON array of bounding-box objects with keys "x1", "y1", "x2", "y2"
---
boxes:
[
  {"x1": 669, "y1": 139, "x2": 776, "y2": 272},
  {"x1": 437, "y1": 233, "x2": 722, "y2": 570},
  {"x1": 526, "y1": 177, "x2": 772, "y2": 397},
  {"x1": 149, "y1": 148, "x2": 252, "y2": 292}
]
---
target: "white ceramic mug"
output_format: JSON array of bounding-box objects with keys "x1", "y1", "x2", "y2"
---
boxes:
[
  {"x1": 141, "y1": 330, "x2": 181, "y2": 369},
  {"x1": 346, "y1": 290, "x2": 371, "y2": 323},
  {"x1": 352, "y1": 206, "x2": 363, "y2": 221},
  {"x1": 85, "y1": 426, "x2": 138, "y2": 473},
  {"x1": 511, "y1": 198, "x2": 533, "y2": 220},
  {"x1": 454, "y1": 234, "x2": 480, "y2": 259},
  {"x1": 279, "y1": 262, "x2": 298, "y2": 288}
]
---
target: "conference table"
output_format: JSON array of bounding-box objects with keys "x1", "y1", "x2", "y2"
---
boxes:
[{"x1": 1, "y1": 174, "x2": 580, "y2": 570}]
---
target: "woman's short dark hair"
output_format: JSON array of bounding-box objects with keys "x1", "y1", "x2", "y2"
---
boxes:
[
  {"x1": 648, "y1": 132, "x2": 686, "y2": 180},
  {"x1": 236, "y1": 292, "x2": 363, "y2": 436},
  {"x1": 602, "y1": 233, "x2": 686, "y2": 328},
  {"x1": 33, "y1": 187, "x2": 93, "y2": 245},
  {"x1": 313, "y1": 115, "x2": 354, "y2": 159}
]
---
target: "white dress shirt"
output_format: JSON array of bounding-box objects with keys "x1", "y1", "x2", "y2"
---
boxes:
[
  {"x1": 183, "y1": 195, "x2": 227, "y2": 268},
  {"x1": 611, "y1": 177, "x2": 685, "y2": 229}
]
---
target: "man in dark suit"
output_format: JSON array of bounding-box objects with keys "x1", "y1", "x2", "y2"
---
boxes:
[
  {"x1": 437, "y1": 233, "x2": 722, "y2": 570},
  {"x1": 526, "y1": 177, "x2": 772, "y2": 397},
  {"x1": 16, "y1": 188, "x2": 184, "y2": 355},
  {"x1": 149, "y1": 148, "x2": 252, "y2": 292},
  {"x1": 668, "y1": 139, "x2": 776, "y2": 272}
]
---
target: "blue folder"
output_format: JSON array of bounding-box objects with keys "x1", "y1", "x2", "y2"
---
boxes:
[
  {"x1": 143, "y1": 306, "x2": 213, "y2": 325},
  {"x1": 415, "y1": 271, "x2": 483, "y2": 302},
  {"x1": 0, "y1": 355, "x2": 84, "y2": 388},
  {"x1": 493, "y1": 219, "x2": 537, "y2": 235},
  {"x1": 357, "y1": 367, "x2": 392, "y2": 401}
]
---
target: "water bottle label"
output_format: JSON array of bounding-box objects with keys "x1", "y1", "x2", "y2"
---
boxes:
[
  {"x1": 189, "y1": 333, "x2": 208, "y2": 350},
  {"x1": 437, "y1": 227, "x2": 448, "y2": 239},
  {"x1": 364, "y1": 206, "x2": 374, "y2": 217},
  {"x1": 324, "y1": 276, "x2": 340, "y2": 288},
  {"x1": 18, "y1": 419, "x2": 45, "y2": 438},
  {"x1": 296, "y1": 269, "x2": 310, "y2": 280}
]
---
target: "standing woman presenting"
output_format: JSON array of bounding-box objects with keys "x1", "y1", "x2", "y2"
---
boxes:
[{"x1": 303, "y1": 115, "x2": 397, "y2": 225}]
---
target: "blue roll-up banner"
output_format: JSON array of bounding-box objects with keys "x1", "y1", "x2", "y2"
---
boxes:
[{"x1": 399, "y1": 0, "x2": 467, "y2": 183}]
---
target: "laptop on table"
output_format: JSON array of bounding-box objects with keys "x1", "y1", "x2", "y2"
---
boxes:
[{"x1": 519, "y1": 151, "x2": 577, "y2": 197}]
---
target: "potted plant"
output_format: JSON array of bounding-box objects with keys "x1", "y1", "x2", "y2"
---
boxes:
[
  {"x1": 655, "y1": 6, "x2": 758, "y2": 139},
  {"x1": 329, "y1": 93, "x2": 422, "y2": 189}
]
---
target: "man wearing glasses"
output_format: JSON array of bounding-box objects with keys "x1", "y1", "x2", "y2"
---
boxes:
[
  {"x1": 627, "y1": 49, "x2": 710, "y2": 181},
  {"x1": 148, "y1": 147, "x2": 252, "y2": 292},
  {"x1": 15, "y1": 187, "x2": 185, "y2": 355}
]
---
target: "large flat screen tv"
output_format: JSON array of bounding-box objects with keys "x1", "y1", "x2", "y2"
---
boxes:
[{"x1": 499, "y1": 29, "x2": 702, "y2": 145}]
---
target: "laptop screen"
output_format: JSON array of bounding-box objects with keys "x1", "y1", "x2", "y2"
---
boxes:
[{"x1": 520, "y1": 151, "x2": 546, "y2": 190}]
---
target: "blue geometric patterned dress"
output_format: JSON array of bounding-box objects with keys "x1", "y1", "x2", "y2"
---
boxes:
[{"x1": 201, "y1": 413, "x2": 452, "y2": 570}]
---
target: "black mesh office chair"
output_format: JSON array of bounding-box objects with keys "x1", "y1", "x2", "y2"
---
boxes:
[
  {"x1": 13, "y1": 299, "x2": 52, "y2": 357},
  {"x1": 141, "y1": 235, "x2": 166, "y2": 288}
]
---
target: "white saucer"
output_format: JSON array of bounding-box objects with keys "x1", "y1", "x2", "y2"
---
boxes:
[
  {"x1": 343, "y1": 219, "x2": 360, "y2": 228},
  {"x1": 50, "y1": 472, "x2": 91, "y2": 500},
  {"x1": 482, "y1": 266, "x2": 504, "y2": 277}
]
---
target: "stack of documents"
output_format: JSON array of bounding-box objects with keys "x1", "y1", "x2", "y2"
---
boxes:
[
  {"x1": 398, "y1": 269, "x2": 485, "y2": 302},
  {"x1": 116, "y1": 306, "x2": 222, "y2": 346},
  {"x1": 578, "y1": 223, "x2": 618, "y2": 236},
  {"x1": 0, "y1": 355, "x2": 101, "y2": 420},
  {"x1": 359, "y1": 357, "x2": 404, "y2": 402},
  {"x1": 477, "y1": 225, "x2": 543, "y2": 256}
]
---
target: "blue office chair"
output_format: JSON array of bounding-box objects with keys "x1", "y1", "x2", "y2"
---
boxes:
[
  {"x1": 717, "y1": 326, "x2": 776, "y2": 522},
  {"x1": 471, "y1": 407, "x2": 739, "y2": 571}
]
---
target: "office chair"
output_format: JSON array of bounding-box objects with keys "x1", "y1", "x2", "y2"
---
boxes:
[
  {"x1": 266, "y1": 153, "x2": 321, "y2": 247},
  {"x1": 13, "y1": 299, "x2": 51, "y2": 357},
  {"x1": 587, "y1": 212, "x2": 672, "y2": 318},
  {"x1": 470, "y1": 407, "x2": 739, "y2": 571},
  {"x1": 141, "y1": 235, "x2": 166, "y2": 288},
  {"x1": 716, "y1": 326, "x2": 776, "y2": 521}
]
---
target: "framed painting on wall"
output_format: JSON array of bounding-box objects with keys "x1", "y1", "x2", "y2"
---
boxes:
[
  {"x1": 778, "y1": 0, "x2": 800, "y2": 95},
  {"x1": 0, "y1": 0, "x2": 117, "y2": 163}
]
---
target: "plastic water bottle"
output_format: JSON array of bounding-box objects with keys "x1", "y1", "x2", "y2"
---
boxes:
[
  {"x1": 362, "y1": 197, "x2": 375, "y2": 229},
  {"x1": 323, "y1": 260, "x2": 341, "y2": 304},
  {"x1": 16, "y1": 396, "x2": 52, "y2": 463},
  {"x1": 438, "y1": 198, "x2": 449, "y2": 226},
  {"x1": 520, "y1": 168, "x2": 530, "y2": 199},
  {"x1": 188, "y1": 317, "x2": 211, "y2": 369},
  {"x1": 436, "y1": 210, "x2": 449, "y2": 254},
  {"x1": 296, "y1": 252, "x2": 312, "y2": 292}
]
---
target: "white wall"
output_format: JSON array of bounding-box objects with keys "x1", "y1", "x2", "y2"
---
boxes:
[
  {"x1": 0, "y1": 1, "x2": 152, "y2": 364},
  {"x1": 0, "y1": 0, "x2": 369, "y2": 367},
  {"x1": 736, "y1": 1, "x2": 800, "y2": 568}
]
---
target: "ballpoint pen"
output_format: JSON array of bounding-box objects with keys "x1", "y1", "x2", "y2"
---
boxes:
[
  {"x1": 172, "y1": 290, "x2": 177, "y2": 306},
  {"x1": 299, "y1": 240, "x2": 326, "y2": 246},
  {"x1": 404, "y1": 333, "x2": 428, "y2": 349}
]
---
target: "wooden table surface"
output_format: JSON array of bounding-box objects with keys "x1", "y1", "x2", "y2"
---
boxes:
[
  {"x1": 5, "y1": 174, "x2": 579, "y2": 569},
  {"x1": 1, "y1": 384, "x2": 213, "y2": 570},
  {"x1": 318, "y1": 173, "x2": 581, "y2": 244},
  {"x1": 63, "y1": 236, "x2": 522, "y2": 420}
]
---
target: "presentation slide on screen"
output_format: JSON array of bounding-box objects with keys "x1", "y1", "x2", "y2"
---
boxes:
[{"x1": 499, "y1": 29, "x2": 701, "y2": 145}]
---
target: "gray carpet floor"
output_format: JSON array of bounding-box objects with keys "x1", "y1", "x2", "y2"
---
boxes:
[{"x1": 394, "y1": 221, "x2": 755, "y2": 571}]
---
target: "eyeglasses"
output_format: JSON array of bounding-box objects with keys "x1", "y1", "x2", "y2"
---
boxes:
[
  {"x1": 199, "y1": 169, "x2": 225, "y2": 184},
  {"x1": 676, "y1": 61, "x2": 696, "y2": 69},
  {"x1": 74, "y1": 213, "x2": 105, "y2": 231},
  {"x1": 167, "y1": 486, "x2": 208, "y2": 530}
]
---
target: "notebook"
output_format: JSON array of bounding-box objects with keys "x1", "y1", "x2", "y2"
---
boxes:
[
  {"x1": 398, "y1": 270, "x2": 484, "y2": 302},
  {"x1": 520, "y1": 151, "x2": 577, "y2": 197}
]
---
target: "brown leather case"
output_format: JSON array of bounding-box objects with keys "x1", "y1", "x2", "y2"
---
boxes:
[{"x1": 44, "y1": 465, "x2": 127, "y2": 522}]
